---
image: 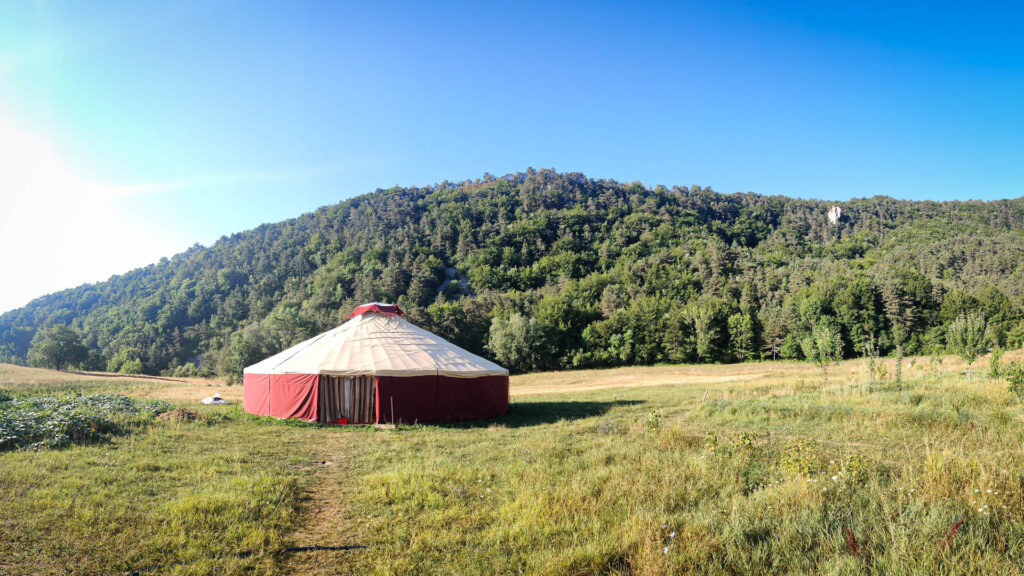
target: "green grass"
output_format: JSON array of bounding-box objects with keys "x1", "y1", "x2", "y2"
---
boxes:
[
  {"x1": 2, "y1": 363, "x2": 1024, "y2": 575},
  {"x1": 0, "y1": 407, "x2": 354, "y2": 575},
  {"x1": 326, "y1": 379, "x2": 1024, "y2": 575}
]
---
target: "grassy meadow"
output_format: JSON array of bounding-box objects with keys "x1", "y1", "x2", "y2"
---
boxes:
[{"x1": 2, "y1": 353, "x2": 1024, "y2": 575}]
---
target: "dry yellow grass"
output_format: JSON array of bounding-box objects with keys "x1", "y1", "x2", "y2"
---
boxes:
[
  {"x1": 0, "y1": 363, "x2": 241, "y2": 404},
  {"x1": 6, "y1": 346, "x2": 1017, "y2": 405},
  {"x1": 0, "y1": 363, "x2": 153, "y2": 387},
  {"x1": 509, "y1": 349, "x2": 1021, "y2": 397}
]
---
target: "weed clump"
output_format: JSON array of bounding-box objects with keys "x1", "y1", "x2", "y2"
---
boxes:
[
  {"x1": 644, "y1": 410, "x2": 662, "y2": 435},
  {"x1": 781, "y1": 439, "x2": 818, "y2": 476}
]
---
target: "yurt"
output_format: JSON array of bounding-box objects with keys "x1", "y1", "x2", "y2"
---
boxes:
[{"x1": 242, "y1": 303, "x2": 509, "y2": 424}]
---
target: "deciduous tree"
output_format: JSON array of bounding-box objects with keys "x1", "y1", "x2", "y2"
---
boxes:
[
  {"x1": 800, "y1": 321, "x2": 843, "y2": 385},
  {"x1": 28, "y1": 325, "x2": 89, "y2": 371},
  {"x1": 947, "y1": 312, "x2": 988, "y2": 381}
]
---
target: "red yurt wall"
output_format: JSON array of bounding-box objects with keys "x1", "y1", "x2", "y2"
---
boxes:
[
  {"x1": 242, "y1": 373, "x2": 271, "y2": 416},
  {"x1": 242, "y1": 373, "x2": 320, "y2": 422},
  {"x1": 375, "y1": 375, "x2": 509, "y2": 424},
  {"x1": 244, "y1": 372, "x2": 508, "y2": 424}
]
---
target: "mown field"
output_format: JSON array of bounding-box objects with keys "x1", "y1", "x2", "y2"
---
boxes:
[{"x1": 2, "y1": 353, "x2": 1024, "y2": 575}]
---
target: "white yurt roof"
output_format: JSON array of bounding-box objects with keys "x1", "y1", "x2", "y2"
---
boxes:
[{"x1": 243, "y1": 310, "x2": 508, "y2": 378}]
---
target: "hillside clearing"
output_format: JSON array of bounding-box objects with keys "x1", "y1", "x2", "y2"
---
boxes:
[
  {"x1": 2, "y1": 354, "x2": 1024, "y2": 574},
  {"x1": 6, "y1": 348, "x2": 1015, "y2": 402},
  {"x1": 0, "y1": 363, "x2": 240, "y2": 404}
]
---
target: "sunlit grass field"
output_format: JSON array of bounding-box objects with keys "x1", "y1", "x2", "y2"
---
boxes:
[{"x1": 2, "y1": 353, "x2": 1024, "y2": 575}]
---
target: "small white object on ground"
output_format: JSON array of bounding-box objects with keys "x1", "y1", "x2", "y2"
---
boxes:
[{"x1": 201, "y1": 393, "x2": 231, "y2": 405}]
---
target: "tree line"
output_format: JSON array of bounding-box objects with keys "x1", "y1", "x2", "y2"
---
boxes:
[{"x1": 4, "y1": 168, "x2": 1024, "y2": 377}]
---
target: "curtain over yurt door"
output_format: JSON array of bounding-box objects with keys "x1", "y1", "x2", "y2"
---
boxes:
[{"x1": 318, "y1": 375, "x2": 376, "y2": 424}]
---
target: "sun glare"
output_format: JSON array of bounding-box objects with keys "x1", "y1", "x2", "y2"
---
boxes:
[{"x1": 0, "y1": 114, "x2": 176, "y2": 312}]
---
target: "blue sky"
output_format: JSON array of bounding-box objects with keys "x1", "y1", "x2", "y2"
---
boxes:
[{"x1": 1, "y1": 1, "x2": 1024, "y2": 311}]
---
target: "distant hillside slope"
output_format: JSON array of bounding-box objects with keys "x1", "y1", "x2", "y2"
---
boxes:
[{"x1": 2, "y1": 168, "x2": 1023, "y2": 377}]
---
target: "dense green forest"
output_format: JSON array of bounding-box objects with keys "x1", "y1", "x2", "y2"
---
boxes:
[{"x1": 3, "y1": 168, "x2": 1024, "y2": 377}]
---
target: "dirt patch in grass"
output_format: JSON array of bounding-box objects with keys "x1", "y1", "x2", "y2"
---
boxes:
[
  {"x1": 279, "y1": 434, "x2": 366, "y2": 575},
  {"x1": 157, "y1": 408, "x2": 203, "y2": 422}
]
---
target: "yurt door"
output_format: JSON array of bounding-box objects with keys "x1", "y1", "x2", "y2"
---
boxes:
[{"x1": 318, "y1": 375, "x2": 376, "y2": 424}]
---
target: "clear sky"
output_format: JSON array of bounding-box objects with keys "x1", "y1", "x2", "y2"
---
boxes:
[{"x1": 1, "y1": 1, "x2": 1024, "y2": 313}]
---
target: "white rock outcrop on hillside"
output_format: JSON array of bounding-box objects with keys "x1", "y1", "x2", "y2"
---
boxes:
[{"x1": 828, "y1": 205, "x2": 842, "y2": 225}]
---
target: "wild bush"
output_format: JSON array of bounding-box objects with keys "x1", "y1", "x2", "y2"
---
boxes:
[
  {"x1": 947, "y1": 312, "x2": 988, "y2": 381},
  {"x1": 801, "y1": 321, "x2": 843, "y2": 385},
  {"x1": 1005, "y1": 361, "x2": 1024, "y2": 403},
  {"x1": 989, "y1": 345, "x2": 1004, "y2": 379}
]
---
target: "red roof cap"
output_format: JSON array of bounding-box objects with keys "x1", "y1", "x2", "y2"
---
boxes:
[{"x1": 345, "y1": 302, "x2": 405, "y2": 319}]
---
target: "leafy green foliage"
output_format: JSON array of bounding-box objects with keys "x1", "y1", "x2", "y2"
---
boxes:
[
  {"x1": 1, "y1": 169, "x2": 1024, "y2": 378},
  {"x1": 1005, "y1": 361, "x2": 1024, "y2": 402},
  {"x1": 0, "y1": 393, "x2": 172, "y2": 451},
  {"x1": 947, "y1": 312, "x2": 989, "y2": 380},
  {"x1": 488, "y1": 313, "x2": 545, "y2": 373},
  {"x1": 27, "y1": 324, "x2": 88, "y2": 371},
  {"x1": 990, "y1": 345, "x2": 1005, "y2": 379},
  {"x1": 800, "y1": 322, "x2": 843, "y2": 384},
  {"x1": 118, "y1": 359, "x2": 145, "y2": 374},
  {"x1": 106, "y1": 347, "x2": 142, "y2": 373},
  {"x1": 728, "y1": 313, "x2": 756, "y2": 361}
]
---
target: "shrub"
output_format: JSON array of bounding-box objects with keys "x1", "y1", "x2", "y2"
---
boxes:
[
  {"x1": 1005, "y1": 361, "x2": 1024, "y2": 403},
  {"x1": 781, "y1": 439, "x2": 818, "y2": 476},
  {"x1": 801, "y1": 321, "x2": 843, "y2": 385},
  {"x1": 488, "y1": 313, "x2": 546, "y2": 373},
  {"x1": 990, "y1": 346, "x2": 1005, "y2": 379},
  {"x1": 860, "y1": 333, "x2": 880, "y2": 387},
  {"x1": 876, "y1": 362, "x2": 889, "y2": 381},
  {"x1": 947, "y1": 312, "x2": 988, "y2": 381},
  {"x1": 118, "y1": 359, "x2": 145, "y2": 375},
  {"x1": 171, "y1": 362, "x2": 200, "y2": 378},
  {"x1": 644, "y1": 410, "x2": 662, "y2": 435}
]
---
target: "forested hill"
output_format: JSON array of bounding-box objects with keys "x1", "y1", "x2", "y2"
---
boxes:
[{"x1": 3, "y1": 168, "x2": 1024, "y2": 377}]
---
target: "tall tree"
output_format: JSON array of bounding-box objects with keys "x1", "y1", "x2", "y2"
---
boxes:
[
  {"x1": 728, "y1": 313, "x2": 756, "y2": 361},
  {"x1": 487, "y1": 313, "x2": 545, "y2": 373},
  {"x1": 28, "y1": 325, "x2": 89, "y2": 371}
]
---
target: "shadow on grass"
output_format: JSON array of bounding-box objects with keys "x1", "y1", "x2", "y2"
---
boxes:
[
  {"x1": 230, "y1": 401, "x2": 643, "y2": 431},
  {"x1": 67, "y1": 370, "x2": 188, "y2": 383},
  {"x1": 440, "y1": 399, "x2": 644, "y2": 429}
]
